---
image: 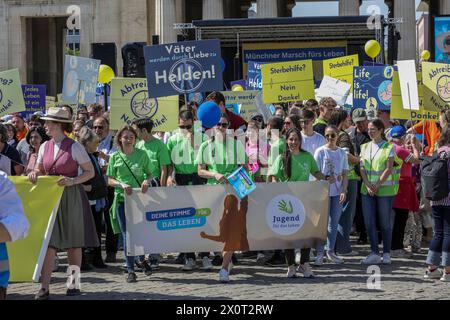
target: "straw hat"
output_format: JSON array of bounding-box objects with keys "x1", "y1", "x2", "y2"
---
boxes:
[{"x1": 41, "y1": 107, "x2": 73, "y2": 123}]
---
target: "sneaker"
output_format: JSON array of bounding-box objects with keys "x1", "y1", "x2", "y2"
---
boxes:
[
  {"x1": 264, "y1": 255, "x2": 286, "y2": 267},
  {"x1": 149, "y1": 258, "x2": 159, "y2": 270},
  {"x1": 126, "y1": 272, "x2": 137, "y2": 283},
  {"x1": 424, "y1": 268, "x2": 443, "y2": 280},
  {"x1": 182, "y1": 258, "x2": 196, "y2": 271},
  {"x1": 286, "y1": 266, "x2": 297, "y2": 278},
  {"x1": 314, "y1": 252, "x2": 324, "y2": 266},
  {"x1": 141, "y1": 260, "x2": 153, "y2": 276},
  {"x1": 105, "y1": 252, "x2": 117, "y2": 263},
  {"x1": 391, "y1": 249, "x2": 412, "y2": 258},
  {"x1": 212, "y1": 255, "x2": 223, "y2": 266},
  {"x1": 382, "y1": 253, "x2": 391, "y2": 265},
  {"x1": 295, "y1": 251, "x2": 301, "y2": 265},
  {"x1": 256, "y1": 253, "x2": 266, "y2": 264},
  {"x1": 361, "y1": 253, "x2": 381, "y2": 265},
  {"x1": 201, "y1": 256, "x2": 213, "y2": 270},
  {"x1": 338, "y1": 250, "x2": 359, "y2": 257},
  {"x1": 326, "y1": 251, "x2": 344, "y2": 264},
  {"x1": 218, "y1": 268, "x2": 229, "y2": 283},
  {"x1": 297, "y1": 263, "x2": 315, "y2": 278},
  {"x1": 34, "y1": 288, "x2": 50, "y2": 300},
  {"x1": 175, "y1": 253, "x2": 185, "y2": 265},
  {"x1": 440, "y1": 272, "x2": 450, "y2": 282},
  {"x1": 66, "y1": 288, "x2": 81, "y2": 297}
]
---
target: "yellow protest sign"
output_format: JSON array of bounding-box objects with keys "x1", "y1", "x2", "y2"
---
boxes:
[
  {"x1": 110, "y1": 78, "x2": 179, "y2": 131},
  {"x1": 0, "y1": 69, "x2": 26, "y2": 117},
  {"x1": 7, "y1": 176, "x2": 64, "y2": 282},
  {"x1": 422, "y1": 62, "x2": 450, "y2": 112},
  {"x1": 261, "y1": 60, "x2": 315, "y2": 104},
  {"x1": 323, "y1": 54, "x2": 359, "y2": 88},
  {"x1": 45, "y1": 96, "x2": 56, "y2": 110},
  {"x1": 221, "y1": 91, "x2": 259, "y2": 122},
  {"x1": 391, "y1": 71, "x2": 439, "y2": 121}
]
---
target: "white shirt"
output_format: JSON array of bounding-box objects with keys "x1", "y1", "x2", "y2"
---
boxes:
[
  {"x1": 301, "y1": 132, "x2": 327, "y2": 155},
  {"x1": 314, "y1": 146, "x2": 349, "y2": 197},
  {"x1": 97, "y1": 133, "x2": 118, "y2": 167},
  {"x1": 0, "y1": 171, "x2": 29, "y2": 242},
  {"x1": 37, "y1": 140, "x2": 90, "y2": 165}
]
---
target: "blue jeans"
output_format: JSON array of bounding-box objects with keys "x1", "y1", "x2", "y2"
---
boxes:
[
  {"x1": 117, "y1": 202, "x2": 145, "y2": 273},
  {"x1": 361, "y1": 195, "x2": 394, "y2": 254},
  {"x1": 336, "y1": 180, "x2": 358, "y2": 254},
  {"x1": 426, "y1": 206, "x2": 450, "y2": 267},
  {"x1": 318, "y1": 196, "x2": 343, "y2": 254}
]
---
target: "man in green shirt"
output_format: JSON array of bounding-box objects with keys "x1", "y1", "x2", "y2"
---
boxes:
[
  {"x1": 313, "y1": 97, "x2": 337, "y2": 136},
  {"x1": 132, "y1": 118, "x2": 171, "y2": 187}
]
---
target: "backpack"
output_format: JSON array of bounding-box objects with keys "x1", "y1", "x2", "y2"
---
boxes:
[{"x1": 421, "y1": 151, "x2": 449, "y2": 201}]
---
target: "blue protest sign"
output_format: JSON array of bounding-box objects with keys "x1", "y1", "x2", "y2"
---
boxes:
[
  {"x1": 247, "y1": 61, "x2": 263, "y2": 90},
  {"x1": 62, "y1": 55, "x2": 101, "y2": 105},
  {"x1": 353, "y1": 66, "x2": 395, "y2": 112},
  {"x1": 227, "y1": 167, "x2": 256, "y2": 199},
  {"x1": 21, "y1": 85, "x2": 46, "y2": 114},
  {"x1": 144, "y1": 40, "x2": 223, "y2": 98}
]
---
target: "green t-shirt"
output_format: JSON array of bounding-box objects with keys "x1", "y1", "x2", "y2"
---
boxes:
[
  {"x1": 268, "y1": 151, "x2": 319, "y2": 182},
  {"x1": 135, "y1": 138, "x2": 171, "y2": 179},
  {"x1": 106, "y1": 149, "x2": 152, "y2": 203},
  {"x1": 195, "y1": 138, "x2": 248, "y2": 185},
  {"x1": 268, "y1": 137, "x2": 286, "y2": 167},
  {"x1": 167, "y1": 132, "x2": 206, "y2": 175}
]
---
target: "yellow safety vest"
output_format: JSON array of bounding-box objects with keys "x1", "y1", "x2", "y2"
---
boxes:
[{"x1": 360, "y1": 141, "x2": 402, "y2": 197}]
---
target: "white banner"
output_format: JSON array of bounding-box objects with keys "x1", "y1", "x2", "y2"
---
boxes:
[{"x1": 125, "y1": 182, "x2": 329, "y2": 255}]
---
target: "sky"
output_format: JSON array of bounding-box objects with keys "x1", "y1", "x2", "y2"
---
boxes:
[{"x1": 252, "y1": 0, "x2": 423, "y2": 20}]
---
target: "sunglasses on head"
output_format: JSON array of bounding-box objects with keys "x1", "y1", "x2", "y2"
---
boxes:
[
  {"x1": 217, "y1": 122, "x2": 229, "y2": 128},
  {"x1": 179, "y1": 125, "x2": 192, "y2": 130}
]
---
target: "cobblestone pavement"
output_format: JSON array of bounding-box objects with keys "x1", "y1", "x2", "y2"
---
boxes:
[{"x1": 7, "y1": 241, "x2": 450, "y2": 300}]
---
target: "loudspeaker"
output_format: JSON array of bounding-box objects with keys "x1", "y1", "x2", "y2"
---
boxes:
[
  {"x1": 91, "y1": 43, "x2": 117, "y2": 72},
  {"x1": 122, "y1": 42, "x2": 147, "y2": 78}
]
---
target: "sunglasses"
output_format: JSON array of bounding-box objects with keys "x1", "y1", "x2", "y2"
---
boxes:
[
  {"x1": 93, "y1": 126, "x2": 104, "y2": 130},
  {"x1": 253, "y1": 117, "x2": 263, "y2": 122},
  {"x1": 179, "y1": 125, "x2": 192, "y2": 130},
  {"x1": 284, "y1": 121, "x2": 292, "y2": 125},
  {"x1": 325, "y1": 134, "x2": 337, "y2": 139},
  {"x1": 217, "y1": 123, "x2": 229, "y2": 128},
  {"x1": 300, "y1": 119, "x2": 312, "y2": 124}
]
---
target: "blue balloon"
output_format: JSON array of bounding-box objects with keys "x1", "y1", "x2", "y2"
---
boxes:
[
  {"x1": 197, "y1": 101, "x2": 221, "y2": 128},
  {"x1": 220, "y1": 58, "x2": 226, "y2": 72}
]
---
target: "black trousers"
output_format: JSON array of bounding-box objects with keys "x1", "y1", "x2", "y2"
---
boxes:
[
  {"x1": 354, "y1": 181, "x2": 367, "y2": 240},
  {"x1": 392, "y1": 208, "x2": 409, "y2": 250},
  {"x1": 104, "y1": 187, "x2": 118, "y2": 254},
  {"x1": 91, "y1": 205, "x2": 104, "y2": 261},
  {"x1": 285, "y1": 249, "x2": 311, "y2": 266},
  {"x1": 175, "y1": 173, "x2": 208, "y2": 260}
]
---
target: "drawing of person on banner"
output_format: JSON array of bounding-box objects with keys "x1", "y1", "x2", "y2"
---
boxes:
[
  {"x1": 436, "y1": 33, "x2": 450, "y2": 64},
  {"x1": 200, "y1": 194, "x2": 249, "y2": 252}
]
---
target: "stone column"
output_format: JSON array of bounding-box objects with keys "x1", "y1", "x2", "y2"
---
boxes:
[
  {"x1": 394, "y1": 0, "x2": 416, "y2": 60},
  {"x1": 257, "y1": 0, "x2": 278, "y2": 18},
  {"x1": 155, "y1": 0, "x2": 177, "y2": 43},
  {"x1": 440, "y1": 0, "x2": 450, "y2": 14},
  {"x1": 339, "y1": 0, "x2": 361, "y2": 16},
  {"x1": 203, "y1": 0, "x2": 224, "y2": 20}
]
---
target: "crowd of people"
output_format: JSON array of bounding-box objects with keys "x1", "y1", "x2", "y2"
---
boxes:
[{"x1": 1, "y1": 92, "x2": 450, "y2": 300}]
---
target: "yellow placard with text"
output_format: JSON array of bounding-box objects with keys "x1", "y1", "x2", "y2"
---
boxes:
[
  {"x1": 323, "y1": 54, "x2": 359, "y2": 88},
  {"x1": 261, "y1": 60, "x2": 315, "y2": 104},
  {"x1": 391, "y1": 71, "x2": 439, "y2": 121},
  {"x1": 7, "y1": 176, "x2": 64, "y2": 282},
  {"x1": 0, "y1": 69, "x2": 26, "y2": 117},
  {"x1": 422, "y1": 62, "x2": 450, "y2": 112},
  {"x1": 110, "y1": 78, "x2": 179, "y2": 131}
]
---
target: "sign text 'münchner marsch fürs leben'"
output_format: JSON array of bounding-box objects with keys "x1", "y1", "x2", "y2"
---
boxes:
[{"x1": 144, "y1": 40, "x2": 223, "y2": 98}]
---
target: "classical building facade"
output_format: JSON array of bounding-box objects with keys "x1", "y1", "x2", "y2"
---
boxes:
[{"x1": 0, "y1": 0, "x2": 448, "y2": 95}]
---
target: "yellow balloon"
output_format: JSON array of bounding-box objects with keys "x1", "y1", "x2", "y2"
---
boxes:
[
  {"x1": 365, "y1": 40, "x2": 381, "y2": 59},
  {"x1": 232, "y1": 84, "x2": 244, "y2": 92},
  {"x1": 421, "y1": 50, "x2": 431, "y2": 61},
  {"x1": 98, "y1": 65, "x2": 115, "y2": 84}
]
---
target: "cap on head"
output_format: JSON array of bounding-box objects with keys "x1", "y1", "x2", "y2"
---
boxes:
[
  {"x1": 352, "y1": 109, "x2": 367, "y2": 123},
  {"x1": 390, "y1": 125, "x2": 407, "y2": 139}
]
